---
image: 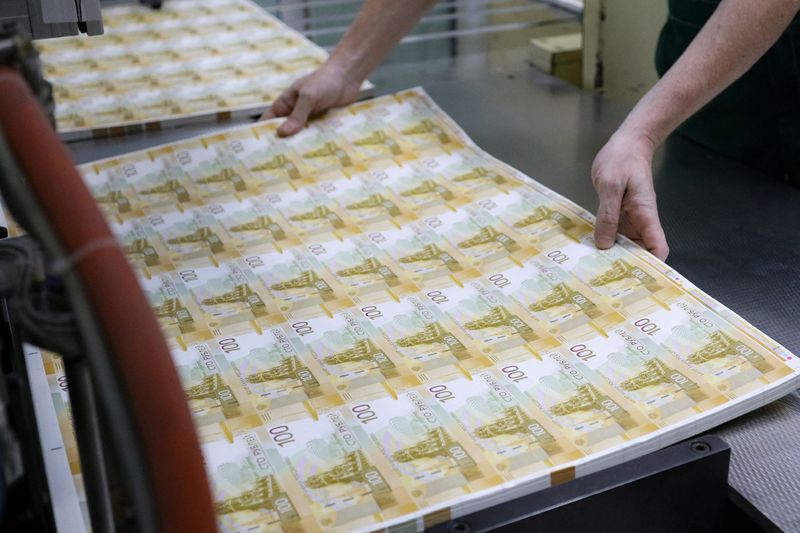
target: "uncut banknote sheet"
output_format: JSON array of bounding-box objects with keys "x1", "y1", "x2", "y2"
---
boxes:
[
  {"x1": 15, "y1": 88, "x2": 800, "y2": 532},
  {"x1": 38, "y1": 0, "x2": 371, "y2": 141}
]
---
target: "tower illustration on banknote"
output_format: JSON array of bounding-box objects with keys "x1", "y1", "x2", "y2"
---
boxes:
[
  {"x1": 232, "y1": 215, "x2": 276, "y2": 234},
  {"x1": 454, "y1": 166, "x2": 505, "y2": 185},
  {"x1": 250, "y1": 154, "x2": 301, "y2": 181},
  {"x1": 353, "y1": 130, "x2": 403, "y2": 156},
  {"x1": 196, "y1": 167, "x2": 247, "y2": 193},
  {"x1": 214, "y1": 475, "x2": 282, "y2": 515}
]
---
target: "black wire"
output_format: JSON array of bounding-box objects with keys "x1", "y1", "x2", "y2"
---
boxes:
[
  {"x1": 0, "y1": 122, "x2": 156, "y2": 533},
  {"x1": 0, "y1": 241, "x2": 78, "y2": 361}
]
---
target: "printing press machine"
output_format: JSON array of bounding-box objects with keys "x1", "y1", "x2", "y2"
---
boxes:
[{"x1": 0, "y1": 1, "x2": 799, "y2": 531}]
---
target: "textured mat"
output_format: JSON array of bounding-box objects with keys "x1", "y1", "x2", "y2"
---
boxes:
[{"x1": 716, "y1": 391, "x2": 800, "y2": 530}]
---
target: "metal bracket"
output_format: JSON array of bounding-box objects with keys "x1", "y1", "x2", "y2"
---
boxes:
[{"x1": 429, "y1": 435, "x2": 779, "y2": 532}]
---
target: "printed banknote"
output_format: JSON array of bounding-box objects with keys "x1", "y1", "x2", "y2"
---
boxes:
[
  {"x1": 12, "y1": 88, "x2": 799, "y2": 533},
  {"x1": 38, "y1": 0, "x2": 372, "y2": 140}
]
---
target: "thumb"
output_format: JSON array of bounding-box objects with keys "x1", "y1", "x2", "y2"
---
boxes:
[
  {"x1": 278, "y1": 91, "x2": 315, "y2": 137},
  {"x1": 594, "y1": 181, "x2": 623, "y2": 250}
]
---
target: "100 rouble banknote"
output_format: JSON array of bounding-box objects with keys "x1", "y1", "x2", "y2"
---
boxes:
[{"x1": 13, "y1": 87, "x2": 799, "y2": 533}]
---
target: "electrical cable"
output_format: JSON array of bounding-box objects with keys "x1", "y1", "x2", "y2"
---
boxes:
[
  {"x1": 0, "y1": 120, "x2": 143, "y2": 533},
  {"x1": 0, "y1": 67, "x2": 216, "y2": 533}
]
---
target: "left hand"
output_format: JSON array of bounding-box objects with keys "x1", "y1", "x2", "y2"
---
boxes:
[{"x1": 591, "y1": 130, "x2": 669, "y2": 261}]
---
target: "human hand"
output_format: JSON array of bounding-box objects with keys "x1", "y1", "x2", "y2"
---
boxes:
[
  {"x1": 591, "y1": 131, "x2": 669, "y2": 260},
  {"x1": 260, "y1": 61, "x2": 363, "y2": 136}
]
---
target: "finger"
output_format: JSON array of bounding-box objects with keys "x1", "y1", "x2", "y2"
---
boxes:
[
  {"x1": 261, "y1": 88, "x2": 297, "y2": 121},
  {"x1": 278, "y1": 90, "x2": 315, "y2": 137},
  {"x1": 640, "y1": 218, "x2": 669, "y2": 261},
  {"x1": 593, "y1": 180, "x2": 623, "y2": 249},
  {"x1": 259, "y1": 106, "x2": 276, "y2": 121}
]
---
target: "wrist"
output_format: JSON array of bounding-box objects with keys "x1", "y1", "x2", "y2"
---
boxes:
[
  {"x1": 616, "y1": 93, "x2": 679, "y2": 154},
  {"x1": 609, "y1": 123, "x2": 659, "y2": 161},
  {"x1": 325, "y1": 50, "x2": 368, "y2": 88}
]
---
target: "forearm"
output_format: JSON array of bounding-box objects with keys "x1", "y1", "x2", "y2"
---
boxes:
[
  {"x1": 619, "y1": 0, "x2": 800, "y2": 149},
  {"x1": 325, "y1": 0, "x2": 438, "y2": 82}
]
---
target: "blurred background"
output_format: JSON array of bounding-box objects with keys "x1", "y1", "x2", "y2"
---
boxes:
[{"x1": 257, "y1": 0, "x2": 668, "y2": 105}]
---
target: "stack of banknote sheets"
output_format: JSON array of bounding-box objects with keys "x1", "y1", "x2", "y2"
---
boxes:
[
  {"x1": 9, "y1": 88, "x2": 799, "y2": 532},
  {"x1": 38, "y1": 0, "x2": 371, "y2": 141}
]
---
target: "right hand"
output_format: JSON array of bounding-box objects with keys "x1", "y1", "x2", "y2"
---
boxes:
[
  {"x1": 591, "y1": 130, "x2": 669, "y2": 261},
  {"x1": 261, "y1": 62, "x2": 363, "y2": 137}
]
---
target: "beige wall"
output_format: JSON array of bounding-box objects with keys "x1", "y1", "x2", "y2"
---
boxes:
[{"x1": 582, "y1": 0, "x2": 668, "y2": 105}]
